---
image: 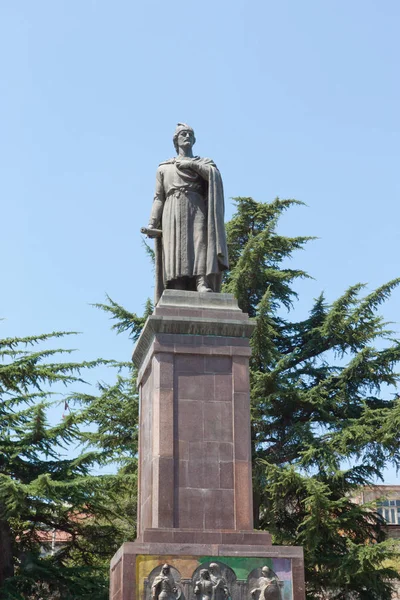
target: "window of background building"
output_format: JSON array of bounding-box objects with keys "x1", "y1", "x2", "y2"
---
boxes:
[{"x1": 377, "y1": 500, "x2": 400, "y2": 525}]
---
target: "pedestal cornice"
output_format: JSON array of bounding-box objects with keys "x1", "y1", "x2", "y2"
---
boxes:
[{"x1": 132, "y1": 291, "x2": 255, "y2": 370}]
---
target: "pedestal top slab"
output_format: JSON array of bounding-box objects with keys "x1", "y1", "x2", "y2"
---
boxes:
[{"x1": 157, "y1": 290, "x2": 243, "y2": 311}]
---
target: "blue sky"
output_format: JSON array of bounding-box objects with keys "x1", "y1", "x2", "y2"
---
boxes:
[{"x1": 1, "y1": 2, "x2": 399, "y2": 481}]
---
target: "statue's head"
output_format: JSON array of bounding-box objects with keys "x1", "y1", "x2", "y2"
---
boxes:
[
  {"x1": 162, "y1": 564, "x2": 170, "y2": 575},
  {"x1": 209, "y1": 563, "x2": 220, "y2": 575},
  {"x1": 200, "y1": 569, "x2": 210, "y2": 580},
  {"x1": 173, "y1": 122, "x2": 196, "y2": 153},
  {"x1": 261, "y1": 566, "x2": 273, "y2": 578}
]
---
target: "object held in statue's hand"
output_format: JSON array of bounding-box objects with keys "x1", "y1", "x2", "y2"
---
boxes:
[{"x1": 141, "y1": 226, "x2": 162, "y2": 238}]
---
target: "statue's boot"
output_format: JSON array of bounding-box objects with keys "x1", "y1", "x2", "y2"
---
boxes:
[{"x1": 196, "y1": 276, "x2": 212, "y2": 293}]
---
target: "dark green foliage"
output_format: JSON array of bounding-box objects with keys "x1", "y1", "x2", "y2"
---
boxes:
[
  {"x1": 1, "y1": 560, "x2": 109, "y2": 600},
  {"x1": 223, "y1": 197, "x2": 400, "y2": 599},
  {"x1": 93, "y1": 295, "x2": 153, "y2": 341},
  {"x1": 224, "y1": 197, "x2": 314, "y2": 315},
  {"x1": 0, "y1": 331, "x2": 135, "y2": 599}
]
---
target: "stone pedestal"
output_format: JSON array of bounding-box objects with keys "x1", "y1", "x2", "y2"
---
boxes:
[{"x1": 110, "y1": 291, "x2": 305, "y2": 600}]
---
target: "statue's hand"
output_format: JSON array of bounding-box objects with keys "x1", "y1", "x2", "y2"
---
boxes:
[
  {"x1": 175, "y1": 158, "x2": 193, "y2": 170},
  {"x1": 141, "y1": 225, "x2": 162, "y2": 238}
]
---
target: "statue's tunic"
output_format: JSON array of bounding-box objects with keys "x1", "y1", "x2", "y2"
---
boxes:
[
  {"x1": 150, "y1": 156, "x2": 229, "y2": 298},
  {"x1": 155, "y1": 159, "x2": 207, "y2": 283}
]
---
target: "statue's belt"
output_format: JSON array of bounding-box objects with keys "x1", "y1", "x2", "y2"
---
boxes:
[{"x1": 166, "y1": 186, "x2": 203, "y2": 197}]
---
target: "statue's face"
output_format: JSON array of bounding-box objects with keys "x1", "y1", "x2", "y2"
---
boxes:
[
  {"x1": 177, "y1": 129, "x2": 194, "y2": 150},
  {"x1": 209, "y1": 564, "x2": 219, "y2": 575}
]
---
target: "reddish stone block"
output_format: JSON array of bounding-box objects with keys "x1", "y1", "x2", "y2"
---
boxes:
[
  {"x1": 188, "y1": 440, "x2": 204, "y2": 461},
  {"x1": 205, "y1": 355, "x2": 232, "y2": 373},
  {"x1": 187, "y1": 456, "x2": 220, "y2": 489},
  {"x1": 219, "y1": 442, "x2": 233, "y2": 462},
  {"x1": 233, "y1": 391, "x2": 249, "y2": 410},
  {"x1": 174, "y1": 334, "x2": 204, "y2": 346},
  {"x1": 176, "y1": 354, "x2": 205, "y2": 373},
  {"x1": 110, "y1": 557, "x2": 122, "y2": 599},
  {"x1": 140, "y1": 495, "x2": 152, "y2": 533},
  {"x1": 153, "y1": 339, "x2": 175, "y2": 354},
  {"x1": 193, "y1": 530, "x2": 223, "y2": 544},
  {"x1": 155, "y1": 333, "x2": 177, "y2": 346},
  {"x1": 153, "y1": 456, "x2": 174, "y2": 528},
  {"x1": 231, "y1": 337, "x2": 250, "y2": 346},
  {"x1": 152, "y1": 307, "x2": 170, "y2": 316},
  {"x1": 234, "y1": 461, "x2": 253, "y2": 530},
  {"x1": 204, "y1": 441, "x2": 220, "y2": 462},
  {"x1": 141, "y1": 529, "x2": 173, "y2": 543},
  {"x1": 178, "y1": 373, "x2": 215, "y2": 401},
  {"x1": 220, "y1": 461, "x2": 234, "y2": 489},
  {"x1": 177, "y1": 400, "x2": 204, "y2": 442},
  {"x1": 203, "y1": 402, "x2": 232, "y2": 443},
  {"x1": 152, "y1": 389, "x2": 160, "y2": 456},
  {"x1": 204, "y1": 489, "x2": 235, "y2": 529},
  {"x1": 187, "y1": 440, "x2": 220, "y2": 465},
  {"x1": 157, "y1": 353, "x2": 174, "y2": 389},
  {"x1": 212, "y1": 345, "x2": 233, "y2": 356},
  {"x1": 233, "y1": 407, "x2": 251, "y2": 461},
  {"x1": 172, "y1": 530, "x2": 197, "y2": 544},
  {"x1": 159, "y1": 389, "x2": 174, "y2": 456},
  {"x1": 233, "y1": 356, "x2": 250, "y2": 392},
  {"x1": 178, "y1": 439, "x2": 189, "y2": 460},
  {"x1": 220, "y1": 531, "x2": 244, "y2": 544},
  {"x1": 176, "y1": 488, "x2": 205, "y2": 529},
  {"x1": 174, "y1": 344, "x2": 212, "y2": 355},
  {"x1": 177, "y1": 459, "x2": 188, "y2": 488},
  {"x1": 206, "y1": 337, "x2": 229, "y2": 347},
  {"x1": 214, "y1": 373, "x2": 232, "y2": 402},
  {"x1": 240, "y1": 531, "x2": 272, "y2": 545}
]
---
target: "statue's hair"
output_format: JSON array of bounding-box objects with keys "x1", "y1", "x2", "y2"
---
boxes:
[{"x1": 173, "y1": 122, "x2": 196, "y2": 153}]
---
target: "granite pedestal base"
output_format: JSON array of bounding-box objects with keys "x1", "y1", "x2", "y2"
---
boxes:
[{"x1": 110, "y1": 292, "x2": 305, "y2": 599}]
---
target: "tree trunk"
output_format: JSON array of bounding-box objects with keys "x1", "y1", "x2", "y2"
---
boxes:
[{"x1": 0, "y1": 517, "x2": 14, "y2": 586}]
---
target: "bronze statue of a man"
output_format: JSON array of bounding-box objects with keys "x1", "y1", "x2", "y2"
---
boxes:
[{"x1": 146, "y1": 123, "x2": 229, "y2": 303}]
